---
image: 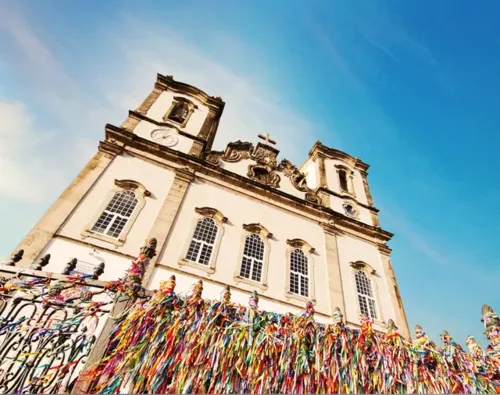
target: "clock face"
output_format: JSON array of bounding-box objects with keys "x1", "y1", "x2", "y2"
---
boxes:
[{"x1": 150, "y1": 128, "x2": 179, "y2": 147}]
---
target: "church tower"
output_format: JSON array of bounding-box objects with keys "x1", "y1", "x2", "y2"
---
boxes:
[{"x1": 11, "y1": 73, "x2": 410, "y2": 338}]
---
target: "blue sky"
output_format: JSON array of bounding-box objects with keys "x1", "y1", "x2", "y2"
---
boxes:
[{"x1": 1, "y1": 0, "x2": 499, "y2": 346}]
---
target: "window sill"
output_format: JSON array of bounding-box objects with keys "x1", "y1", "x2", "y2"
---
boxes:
[
  {"x1": 162, "y1": 118, "x2": 187, "y2": 129},
  {"x1": 81, "y1": 230, "x2": 125, "y2": 247},
  {"x1": 285, "y1": 291, "x2": 316, "y2": 305},
  {"x1": 178, "y1": 258, "x2": 216, "y2": 274},
  {"x1": 339, "y1": 190, "x2": 357, "y2": 199},
  {"x1": 233, "y1": 275, "x2": 268, "y2": 291}
]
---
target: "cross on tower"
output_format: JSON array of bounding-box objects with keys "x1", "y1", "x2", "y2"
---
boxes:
[{"x1": 258, "y1": 133, "x2": 277, "y2": 145}]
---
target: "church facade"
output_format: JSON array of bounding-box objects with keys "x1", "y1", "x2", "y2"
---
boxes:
[{"x1": 12, "y1": 73, "x2": 410, "y2": 338}]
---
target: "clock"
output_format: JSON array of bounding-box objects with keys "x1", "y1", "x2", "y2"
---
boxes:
[{"x1": 150, "y1": 128, "x2": 179, "y2": 147}]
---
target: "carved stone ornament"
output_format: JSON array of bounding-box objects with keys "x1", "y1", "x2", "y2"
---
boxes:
[
  {"x1": 305, "y1": 192, "x2": 322, "y2": 205},
  {"x1": 224, "y1": 141, "x2": 253, "y2": 162},
  {"x1": 204, "y1": 141, "x2": 254, "y2": 167},
  {"x1": 247, "y1": 162, "x2": 281, "y2": 188},
  {"x1": 286, "y1": 238, "x2": 315, "y2": 254},
  {"x1": 242, "y1": 223, "x2": 273, "y2": 239},
  {"x1": 253, "y1": 144, "x2": 278, "y2": 165},
  {"x1": 195, "y1": 207, "x2": 228, "y2": 224},
  {"x1": 278, "y1": 159, "x2": 308, "y2": 192},
  {"x1": 350, "y1": 261, "x2": 378, "y2": 276}
]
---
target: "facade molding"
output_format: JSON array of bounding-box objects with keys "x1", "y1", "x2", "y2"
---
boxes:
[
  {"x1": 178, "y1": 208, "x2": 226, "y2": 275},
  {"x1": 233, "y1": 224, "x2": 272, "y2": 291},
  {"x1": 349, "y1": 261, "x2": 385, "y2": 326},
  {"x1": 103, "y1": 124, "x2": 394, "y2": 245},
  {"x1": 284, "y1": 241, "x2": 317, "y2": 305},
  {"x1": 309, "y1": 141, "x2": 370, "y2": 172},
  {"x1": 155, "y1": 73, "x2": 225, "y2": 114},
  {"x1": 81, "y1": 178, "x2": 150, "y2": 247}
]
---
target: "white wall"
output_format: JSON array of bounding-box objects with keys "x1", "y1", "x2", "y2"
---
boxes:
[
  {"x1": 133, "y1": 120, "x2": 196, "y2": 155},
  {"x1": 145, "y1": 91, "x2": 209, "y2": 137},
  {"x1": 58, "y1": 155, "x2": 175, "y2": 258},
  {"x1": 336, "y1": 234, "x2": 396, "y2": 331},
  {"x1": 325, "y1": 159, "x2": 368, "y2": 205},
  {"x1": 38, "y1": 238, "x2": 133, "y2": 281},
  {"x1": 324, "y1": 158, "x2": 374, "y2": 226},
  {"x1": 300, "y1": 158, "x2": 318, "y2": 190},
  {"x1": 152, "y1": 180, "x2": 332, "y2": 316},
  {"x1": 329, "y1": 195, "x2": 373, "y2": 225},
  {"x1": 148, "y1": 267, "x2": 332, "y2": 325}
]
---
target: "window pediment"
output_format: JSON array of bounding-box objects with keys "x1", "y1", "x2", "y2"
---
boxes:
[
  {"x1": 172, "y1": 96, "x2": 198, "y2": 109},
  {"x1": 335, "y1": 164, "x2": 354, "y2": 174},
  {"x1": 242, "y1": 223, "x2": 272, "y2": 239},
  {"x1": 350, "y1": 260, "x2": 378, "y2": 276},
  {"x1": 286, "y1": 238, "x2": 315, "y2": 254},
  {"x1": 114, "y1": 179, "x2": 151, "y2": 197},
  {"x1": 194, "y1": 207, "x2": 228, "y2": 224}
]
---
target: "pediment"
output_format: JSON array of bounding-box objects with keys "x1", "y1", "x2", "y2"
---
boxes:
[{"x1": 204, "y1": 140, "x2": 322, "y2": 205}]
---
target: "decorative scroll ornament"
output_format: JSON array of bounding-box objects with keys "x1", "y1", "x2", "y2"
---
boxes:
[{"x1": 204, "y1": 140, "x2": 323, "y2": 205}]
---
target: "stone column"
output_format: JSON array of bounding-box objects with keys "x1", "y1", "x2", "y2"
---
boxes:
[
  {"x1": 121, "y1": 85, "x2": 163, "y2": 132},
  {"x1": 316, "y1": 154, "x2": 330, "y2": 207},
  {"x1": 13, "y1": 149, "x2": 115, "y2": 267},
  {"x1": 378, "y1": 247, "x2": 411, "y2": 339},
  {"x1": 321, "y1": 222, "x2": 346, "y2": 316},
  {"x1": 141, "y1": 167, "x2": 195, "y2": 287}
]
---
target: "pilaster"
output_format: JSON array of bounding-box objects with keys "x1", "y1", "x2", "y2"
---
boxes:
[
  {"x1": 121, "y1": 86, "x2": 163, "y2": 132},
  {"x1": 320, "y1": 222, "x2": 346, "y2": 316},
  {"x1": 141, "y1": 167, "x2": 195, "y2": 286},
  {"x1": 316, "y1": 154, "x2": 330, "y2": 207},
  {"x1": 13, "y1": 150, "x2": 114, "y2": 267},
  {"x1": 378, "y1": 247, "x2": 411, "y2": 339}
]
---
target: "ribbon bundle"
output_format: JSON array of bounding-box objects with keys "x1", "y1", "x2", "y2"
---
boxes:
[{"x1": 78, "y1": 275, "x2": 500, "y2": 394}]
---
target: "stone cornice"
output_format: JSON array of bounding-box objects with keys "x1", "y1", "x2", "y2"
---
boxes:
[
  {"x1": 155, "y1": 74, "x2": 225, "y2": 114},
  {"x1": 309, "y1": 141, "x2": 370, "y2": 171},
  {"x1": 317, "y1": 187, "x2": 379, "y2": 213},
  {"x1": 128, "y1": 111, "x2": 208, "y2": 144},
  {"x1": 103, "y1": 124, "x2": 393, "y2": 244}
]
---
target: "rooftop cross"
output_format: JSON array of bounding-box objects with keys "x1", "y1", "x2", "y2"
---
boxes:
[{"x1": 258, "y1": 133, "x2": 277, "y2": 145}]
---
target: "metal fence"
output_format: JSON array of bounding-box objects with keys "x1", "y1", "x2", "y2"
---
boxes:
[{"x1": 0, "y1": 265, "x2": 115, "y2": 394}]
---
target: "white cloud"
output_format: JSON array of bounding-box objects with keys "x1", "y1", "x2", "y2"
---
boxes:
[
  {"x1": 0, "y1": 9, "x2": 321, "y2": 204},
  {"x1": 102, "y1": 17, "x2": 318, "y2": 161},
  {"x1": 0, "y1": 100, "x2": 64, "y2": 202}
]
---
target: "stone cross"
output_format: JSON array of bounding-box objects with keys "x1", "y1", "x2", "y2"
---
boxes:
[{"x1": 258, "y1": 133, "x2": 277, "y2": 145}]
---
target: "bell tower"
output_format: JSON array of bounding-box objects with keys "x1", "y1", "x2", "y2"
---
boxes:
[{"x1": 120, "y1": 74, "x2": 225, "y2": 157}]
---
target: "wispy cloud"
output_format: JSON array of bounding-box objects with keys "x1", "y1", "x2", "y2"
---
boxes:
[
  {"x1": 0, "y1": 99, "x2": 63, "y2": 202},
  {"x1": 0, "y1": 6, "x2": 320, "y2": 253}
]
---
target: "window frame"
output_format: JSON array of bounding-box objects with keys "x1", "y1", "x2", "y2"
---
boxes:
[
  {"x1": 285, "y1": 238, "x2": 316, "y2": 304},
  {"x1": 178, "y1": 207, "x2": 227, "y2": 274},
  {"x1": 233, "y1": 223, "x2": 272, "y2": 291},
  {"x1": 163, "y1": 96, "x2": 198, "y2": 128},
  {"x1": 349, "y1": 261, "x2": 384, "y2": 325},
  {"x1": 335, "y1": 164, "x2": 356, "y2": 197},
  {"x1": 81, "y1": 179, "x2": 150, "y2": 247}
]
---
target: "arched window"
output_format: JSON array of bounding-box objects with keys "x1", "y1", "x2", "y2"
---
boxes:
[
  {"x1": 290, "y1": 249, "x2": 309, "y2": 297},
  {"x1": 91, "y1": 190, "x2": 138, "y2": 238},
  {"x1": 355, "y1": 270, "x2": 378, "y2": 319},
  {"x1": 338, "y1": 169, "x2": 349, "y2": 192},
  {"x1": 239, "y1": 234, "x2": 265, "y2": 282},
  {"x1": 168, "y1": 101, "x2": 190, "y2": 123},
  {"x1": 164, "y1": 97, "x2": 197, "y2": 126},
  {"x1": 185, "y1": 217, "x2": 219, "y2": 265}
]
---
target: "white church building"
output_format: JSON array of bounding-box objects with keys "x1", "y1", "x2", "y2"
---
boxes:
[{"x1": 13, "y1": 73, "x2": 410, "y2": 338}]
